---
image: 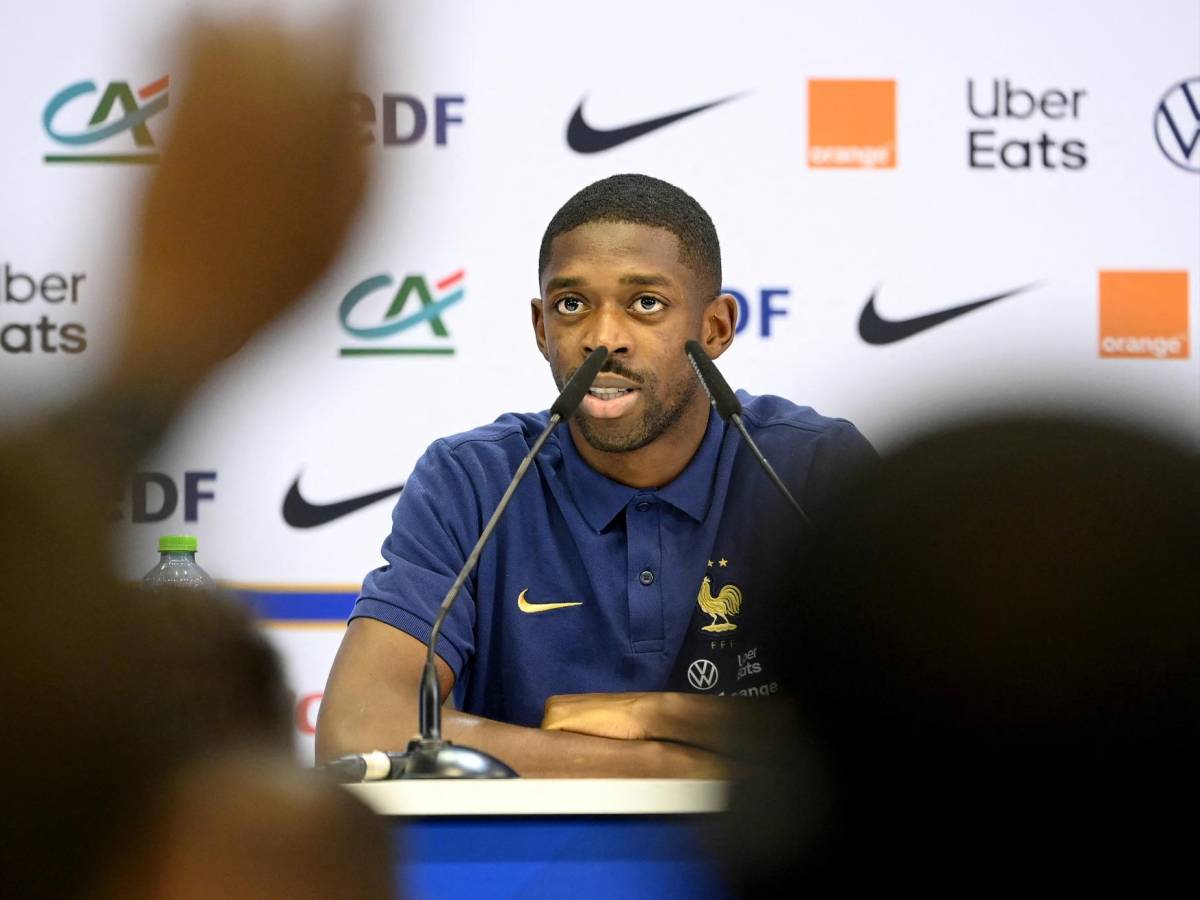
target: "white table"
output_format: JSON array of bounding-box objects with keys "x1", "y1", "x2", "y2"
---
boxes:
[{"x1": 347, "y1": 779, "x2": 732, "y2": 899}]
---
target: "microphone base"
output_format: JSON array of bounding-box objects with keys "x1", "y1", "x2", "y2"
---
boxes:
[{"x1": 391, "y1": 737, "x2": 518, "y2": 779}]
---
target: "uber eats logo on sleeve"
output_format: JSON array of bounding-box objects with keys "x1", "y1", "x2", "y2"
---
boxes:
[
  {"x1": 42, "y1": 76, "x2": 170, "y2": 164},
  {"x1": 338, "y1": 268, "x2": 465, "y2": 356},
  {"x1": 2, "y1": 264, "x2": 88, "y2": 355}
]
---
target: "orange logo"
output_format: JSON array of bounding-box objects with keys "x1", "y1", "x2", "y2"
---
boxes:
[
  {"x1": 1098, "y1": 271, "x2": 1190, "y2": 360},
  {"x1": 808, "y1": 79, "x2": 896, "y2": 169}
]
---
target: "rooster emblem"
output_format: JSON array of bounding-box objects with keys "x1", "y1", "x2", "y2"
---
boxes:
[{"x1": 697, "y1": 575, "x2": 742, "y2": 632}]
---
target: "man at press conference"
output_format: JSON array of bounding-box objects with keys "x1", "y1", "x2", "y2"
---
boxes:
[{"x1": 316, "y1": 174, "x2": 875, "y2": 776}]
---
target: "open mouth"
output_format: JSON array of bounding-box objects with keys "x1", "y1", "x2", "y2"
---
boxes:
[
  {"x1": 588, "y1": 386, "x2": 634, "y2": 400},
  {"x1": 580, "y1": 385, "x2": 639, "y2": 419}
]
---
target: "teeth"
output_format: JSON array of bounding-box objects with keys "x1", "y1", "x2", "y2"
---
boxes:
[{"x1": 589, "y1": 387, "x2": 629, "y2": 398}]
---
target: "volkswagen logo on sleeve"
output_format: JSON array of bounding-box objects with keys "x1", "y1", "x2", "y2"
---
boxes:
[{"x1": 687, "y1": 658, "x2": 720, "y2": 691}]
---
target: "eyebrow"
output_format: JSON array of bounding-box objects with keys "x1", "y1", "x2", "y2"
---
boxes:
[
  {"x1": 620, "y1": 273, "x2": 673, "y2": 287},
  {"x1": 544, "y1": 273, "x2": 674, "y2": 292},
  {"x1": 545, "y1": 276, "x2": 585, "y2": 292}
]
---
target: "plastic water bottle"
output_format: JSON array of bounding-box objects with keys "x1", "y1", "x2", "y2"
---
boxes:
[{"x1": 142, "y1": 535, "x2": 216, "y2": 591}]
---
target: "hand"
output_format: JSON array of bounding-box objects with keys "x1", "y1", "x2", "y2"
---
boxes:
[
  {"x1": 541, "y1": 692, "x2": 655, "y2": 742},
  {"x1": 542, "y1": 693, "x2": 729, "y2": 778},
  {"x1": 119, "y1": 13, "x2": 369, "y2": 397},
  {"x1": 544, "y1": 691, "x2": 739, "y2": 756}
]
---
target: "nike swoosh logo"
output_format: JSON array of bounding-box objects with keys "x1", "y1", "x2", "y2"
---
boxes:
[
  {"x1": 282, "y1": 475, "x2": 405, "y2": 529},
  {"x1": 517, "y1": 589, "x2": 583, "y2": 614},
  {"x1": 858, "y1": 283, "x2": 1041, "y2": 345},
  {"x1": 567, "y1": 93, "x2": 743, "y2": 153}
]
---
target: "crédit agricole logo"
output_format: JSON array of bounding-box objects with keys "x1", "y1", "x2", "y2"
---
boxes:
[
  {"x1": 43, "y1": 76, "x2": 170, "y2": 164},
  {"x1": 338, "y1": 269, "x2": 465, "y2": 356}
]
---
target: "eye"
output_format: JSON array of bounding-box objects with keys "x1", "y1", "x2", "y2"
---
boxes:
[
  {"x1": 631, "y1": 295, "x2": 665, "y2": 314},
  {"x1": 554, "y1": 296, "x2": 586, "y2": 315}
]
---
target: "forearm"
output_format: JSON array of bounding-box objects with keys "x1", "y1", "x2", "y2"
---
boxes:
[
  {"x1": 317, "y1": 620, "x2": 727, "y2": 778},
  {"x1": 317, "y1": 693, "x2": 724, "y2": 778},
  {"x1": 542, "y1": 691, "x2": 739, "y2": 756},
  {"x1": 443, "y1": 709, "x2": 726, "y2": 778},
  {"x1": 637, "y1": 692, "x2": 738, "y2": 755}
]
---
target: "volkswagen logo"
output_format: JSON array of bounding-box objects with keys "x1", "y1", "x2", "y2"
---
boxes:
[
  {"x1": 687, "y1": 658, "x2": 719, "y2": 691},
  {"x1": 1154, "y1": 77, "x2": 1200, "y2": 172}
]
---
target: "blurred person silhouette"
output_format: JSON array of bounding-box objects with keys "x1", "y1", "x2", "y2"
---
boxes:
[
  {"x1": 1, "y1": 589, "x2": 391, "y2": 899},
  {"x1": 0, "y1": 11, "x2": 387, "y2": 899},
  {"x1": 98, "y1": 747, "x2": 392, "y2": 900},
  {"x1": 723, "y1": 415, "x2": 1200, "y2": 891}
]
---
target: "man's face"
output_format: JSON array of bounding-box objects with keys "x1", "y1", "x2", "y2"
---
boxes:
[{"x1": 532, "y1": 221, "x2": 711, "y2": 453}]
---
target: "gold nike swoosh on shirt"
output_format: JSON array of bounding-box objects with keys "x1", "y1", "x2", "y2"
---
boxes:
[{"x1": 517, "y1": 589, "x2": 584, "y2": 614}]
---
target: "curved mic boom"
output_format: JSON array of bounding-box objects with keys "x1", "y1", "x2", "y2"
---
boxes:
[
  {"x1": 400, "y1": 345, "x2": 611, "y2": 778},
  {"x1": 684, "y1": 340, "x2": 812, "y2": 529}
]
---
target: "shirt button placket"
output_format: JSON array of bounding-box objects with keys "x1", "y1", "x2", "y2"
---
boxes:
[{"x1": 628, "y1": 494, "x2": 663, "y2": 651}]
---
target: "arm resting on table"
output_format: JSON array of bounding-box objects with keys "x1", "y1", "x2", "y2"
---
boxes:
[
  {"x1": 315, "y1": 619, "x2": 726, "y2": 778},
  {"x1": 542, "y1": 691, "x2": 738, "y2": 755}
]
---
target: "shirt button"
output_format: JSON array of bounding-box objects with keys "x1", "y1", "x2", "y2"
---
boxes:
[
  {"x1": 635, "y1": 501, "x2": 651, "y2": 512},
  {"x1": 639, "y1": 569, "x2": 655, "y2": 586}
]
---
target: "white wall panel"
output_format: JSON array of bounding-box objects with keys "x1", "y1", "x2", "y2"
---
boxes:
[{"x1": 3, "y1": 0, "x2": 1196, "y2": 756}]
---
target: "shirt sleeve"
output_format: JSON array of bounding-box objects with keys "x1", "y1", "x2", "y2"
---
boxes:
[
  {"x1": 350, "y1": 439, "x2": 481, "y2": 681},
  {"x1": 801, "y1": 421, "x2": 880, "y2": 525}
]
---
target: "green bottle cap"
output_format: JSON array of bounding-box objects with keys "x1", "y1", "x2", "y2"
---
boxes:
[{"x1": 158, "y1": 535, "x2": 198, "y2": 553}]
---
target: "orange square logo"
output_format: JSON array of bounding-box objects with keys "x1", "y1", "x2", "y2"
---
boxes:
[
  {"x1": 1099, "y1": 271, "x2": 1190, "y2": 359},
  {"x1": 808, "y1": 79, "x2": 896, "y2": 169}
]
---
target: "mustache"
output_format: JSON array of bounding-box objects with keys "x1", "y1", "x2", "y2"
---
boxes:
[{"x1": 561, "y1": 358, "x2": 646, "y2": 387}]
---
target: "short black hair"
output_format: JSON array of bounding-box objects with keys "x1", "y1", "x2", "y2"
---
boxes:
[{"x1": 538, "y1": 174, "x2": 722, "y2": 298}]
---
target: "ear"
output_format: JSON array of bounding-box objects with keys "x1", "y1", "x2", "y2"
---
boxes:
[
  {"x1": 530, "y1": 298, "x2": 549, "y2": 361},
  {"x1": 700, "y1": 293, "x2": 738, "y2": 360}
]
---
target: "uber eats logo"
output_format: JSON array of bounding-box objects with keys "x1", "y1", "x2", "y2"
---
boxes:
[
  {"x1": 967, "y1": 78, "x2": 1087, "y2": 170},
  {"x1": 2, "y1": 264, "x2": 88, "y2": 354},
  {"x1": 338, "y1": 269, "x2": 465, "y2": 356},
  {"x1": 43, "y1": 76, "x2": 170, "y2": 164}
]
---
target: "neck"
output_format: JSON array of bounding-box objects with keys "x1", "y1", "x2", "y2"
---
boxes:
[{"x1": 567, "y1": 394, "x2": 712, "y2": 488}]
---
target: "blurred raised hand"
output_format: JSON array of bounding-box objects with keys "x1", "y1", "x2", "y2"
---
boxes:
[{"x1": 119, "y1": 14, "x2": 369, "y2": 399}]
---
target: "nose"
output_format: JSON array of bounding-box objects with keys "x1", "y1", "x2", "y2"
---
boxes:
[{"x1": 582, "y1": 306, "x2": 631, "y2": 359}]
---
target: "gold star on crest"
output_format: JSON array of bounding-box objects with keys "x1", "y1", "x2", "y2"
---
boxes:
[{"x1": 718, "y1": 558, "x2": 728, "y2": 567}]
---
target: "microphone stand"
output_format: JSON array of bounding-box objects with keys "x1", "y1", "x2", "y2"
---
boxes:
[
  {"x1": 389, "y1": 346, "x2": 610, "y2": 779},
  {"x1": 394, "y1": 418, "x2": 561, "y2": 778}
]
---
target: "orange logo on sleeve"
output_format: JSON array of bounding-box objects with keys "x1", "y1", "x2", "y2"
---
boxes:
[
  {"x1": 808, "y1": 79, "x2": 896, "y2": 169},
  {"x1": 1099, "y1": 271, "x2": 1190, "y2": 360}
]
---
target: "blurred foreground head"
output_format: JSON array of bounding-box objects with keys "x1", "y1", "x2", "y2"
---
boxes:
[
  {"x1": 104, "y1": 749, "x2": 392, "y2": 900},
  {"x1": 731, "y1": 416, "x2": 1200, "y2": 889},
  {"x1": 0, "y1": 580, "x2": 294, "y2": 898},
  {"x1": 0, "y1": 10, "x2": 380, "y2": 897}
]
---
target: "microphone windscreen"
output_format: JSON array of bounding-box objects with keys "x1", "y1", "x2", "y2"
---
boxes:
[
  {"x1": 685, "y1": 340, "x2": 742, "y2": 420},
  {"x1": 317, "y1": 755, "x2": 368, "y2": 783},
  {"x1": 550, "y1": 346, "x2": 609, "y2": 419}
]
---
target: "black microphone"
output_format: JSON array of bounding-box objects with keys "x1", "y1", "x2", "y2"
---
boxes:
[
  {"x1": 550, "y1": 345, "x2": 609, "y2": 419},
  {"x1": 319, "y1": 750, "x2": 409, "y2": 783},
  {"x1": 684, "y1": 340, "x2": 813, "y2": 529},
  {"x1": 385, "y1": 346, "x2": 610, "y2": 779}
]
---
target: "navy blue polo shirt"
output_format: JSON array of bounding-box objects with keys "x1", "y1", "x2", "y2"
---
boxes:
[{"x1": 352, "y1": 393, "x2": 875, "y2": 726}]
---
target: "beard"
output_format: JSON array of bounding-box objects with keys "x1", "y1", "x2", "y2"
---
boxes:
[{"x1": 553, "y1": 357, "x2": 699, "y2": 453}]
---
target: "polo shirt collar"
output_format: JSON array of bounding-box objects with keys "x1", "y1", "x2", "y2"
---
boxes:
[{"x1": 558, "y1": 407, "x2": 726, "y2": 532}]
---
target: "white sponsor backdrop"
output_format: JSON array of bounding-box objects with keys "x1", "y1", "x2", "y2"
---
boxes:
[{"x1": 3, "y1": 1, "x2": 1198, "y2": 762}]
